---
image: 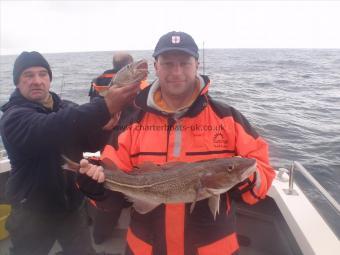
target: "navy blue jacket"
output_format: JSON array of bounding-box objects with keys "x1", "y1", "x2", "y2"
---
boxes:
[{"x1": 0, "y1": 89, "x2": 111, "y2": 213}]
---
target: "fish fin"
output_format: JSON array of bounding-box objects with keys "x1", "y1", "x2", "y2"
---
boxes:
[
  {"x1": 136, "y1": 59, "x2": 148, "y2": 70},
  {"x1": 127, "y1": 197, "x2": 159, "y2": 214},
  {"x1": 201, "y1": 172, "x2": 231, "y2": 189},
  {"x1": 206, "y1": 188, "x2": 223, "y2": 196},
  {"x1": 161, "y1": 161, "x2": 186, "y2": 170},
  {"x1": 133, "y1": 161, "x2": 186, "y2": 173},
  {"x1": 208, "y1": 195, "x2": 220, "y2": 220},
  {"x1": 62, "y1": 163, "x2": 78, "y2": 172},
  {"x1": 190, "y1": 200, "x2": 197, "y2": 214},
  {"x1": 131, "y1": 161, "x2": 163, "y2": 174},
  {"x1": 61, "y1": 154, "x2": 80, "y2": 172},
  {"x1": 101, "y1": 157, "x2": 120, "y2": 172},
  {"x1": 190, "y1": 182, "x2": 204, "y2": 214}
]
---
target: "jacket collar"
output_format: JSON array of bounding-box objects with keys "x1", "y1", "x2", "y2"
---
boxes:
[
  {"x1": 1, "y1": 88, "x2": 62, "y2": 113},
  {"x1": 134, "y1": 75, "x2": 210, "y2": 119}
]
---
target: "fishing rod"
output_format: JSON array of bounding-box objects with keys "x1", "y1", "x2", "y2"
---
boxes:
[
  {"x1": 59, "y1": 74, "x2": 65, "y2": 98},
  {"x1": 202, "y1": 41, "x2": 205, "y2": 75}
]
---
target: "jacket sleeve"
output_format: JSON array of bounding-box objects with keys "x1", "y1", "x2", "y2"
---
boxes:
[
  {"x1": 1, "y1": 97, "x2": 110, "y2": 155},
  {"x1": 230, "y1": 109, "x2": 275, "y2": 204},
  {"x1": 78, "y1": 127, "x2": 134, "y2": 210},
  {"x1": 100, "y1": 125, "x2": 134, "y2": 172}
]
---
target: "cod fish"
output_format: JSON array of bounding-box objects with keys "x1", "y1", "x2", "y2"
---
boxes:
[
  {"x1": 98, "y1": 59, "x2": 148, "y2": 96},
  {"x1": 62, "y1": 156, "x2": 256, "y2": 219}
]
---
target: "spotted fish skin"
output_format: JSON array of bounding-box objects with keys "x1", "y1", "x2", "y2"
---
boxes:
[
  {"x1": 62, "y1": 155, "x2": 256, "y2": 219},
  {"x1": 97, "y1": 59, "x2": 148, "y2": 96},
  {"x1": 110, "y1": 59, "x2": 148, "y2": 87}
]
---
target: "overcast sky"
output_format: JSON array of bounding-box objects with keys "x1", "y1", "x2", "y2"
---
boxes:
[{"x1": 1, "y1": 0, "x2": 340, "y2": 55}]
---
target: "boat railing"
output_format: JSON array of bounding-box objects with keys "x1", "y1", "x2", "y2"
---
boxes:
[
  {"x1": 0, "y1": 150, "x2": 7, "y2": 160},
  {"x1": 278, "y1": 161, "x2": 340, "y2": 214}
]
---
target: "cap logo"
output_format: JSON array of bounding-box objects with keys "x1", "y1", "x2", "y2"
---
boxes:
[{"x1": 171, "y1": 35, "x2": 180, "y2": 44}]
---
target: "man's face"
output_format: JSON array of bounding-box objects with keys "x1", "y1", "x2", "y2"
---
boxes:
[
  {"x1": 154, "y1": 51, "x2": 198, "y2": 98},
  {"x1": 17, "y1": 66, "x2": 51, "y2": 103}
]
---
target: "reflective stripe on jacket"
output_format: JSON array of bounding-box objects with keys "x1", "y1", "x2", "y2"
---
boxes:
[
  {"x1": 89, "y1": 70, "x2": 115, "y2": 100},
  {"x1": 101, "y1": 75, "x2": 275, "y2": 255},
  {"x1": 94, "y1": 71, "x2": 115, "y2": 87}
]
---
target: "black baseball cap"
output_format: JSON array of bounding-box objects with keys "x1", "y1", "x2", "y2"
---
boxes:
[{"x1": 153, "y1": 31, "x2": 199, "y2": 59}]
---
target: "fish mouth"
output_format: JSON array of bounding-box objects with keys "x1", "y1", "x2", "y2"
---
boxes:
[
  {"x1": 238, "y1": 160, "x2": 257, "y2": 181},
  {"x1": 110, "y1": 59, "x2": 148, "y2": 87},
  {"x1": 135, "y1": 61, "x2": 148, "y2": 70}
]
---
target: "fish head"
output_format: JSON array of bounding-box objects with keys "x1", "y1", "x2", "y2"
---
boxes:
[
  {"x1": 112, "y1": 59, "x2": 148, "y2": 86},
  {"x1": 201, "y1": 157, "x2": 257, "y2": 190},
  {"x1": 224, "y1": 157, "x2": 257, "y2": 181}
]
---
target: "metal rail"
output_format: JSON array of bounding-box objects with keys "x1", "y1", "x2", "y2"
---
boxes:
[
  {"x1": 0, "y1": 149, "x2": 7, "y2": 159},
  {"x1": 285, "y1": 161, "x2": 340, "y2": 214}
]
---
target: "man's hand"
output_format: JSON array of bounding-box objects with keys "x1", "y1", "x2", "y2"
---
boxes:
[
  {"x1": 104, "y1": 83, "x2": 140, "y2": 116},
  {"x1": 79, "y1": 159, "x2": 105, "y2": 183}
]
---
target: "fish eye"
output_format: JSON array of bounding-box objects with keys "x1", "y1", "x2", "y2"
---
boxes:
[{"x1": 227, "y1": 165, "x2": 234, "y2": 172}]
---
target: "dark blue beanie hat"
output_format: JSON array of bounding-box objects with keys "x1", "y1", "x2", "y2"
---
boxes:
[{"x1": 13, "y1": 51, "x2": 52, "y2": 85}]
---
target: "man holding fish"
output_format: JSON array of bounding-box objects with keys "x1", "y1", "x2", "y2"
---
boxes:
[
  {"x1": 89, "y1": 52, "x2": 134, "y2": 101},
  {"x1": 78, "y1": 31, "x2": 275, "y2": 255},
  {"x1": 0, "y1": 51, "x2": 140, "y2": 255}
]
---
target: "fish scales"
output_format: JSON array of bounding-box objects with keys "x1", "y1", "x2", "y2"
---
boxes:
[
  {"x1": 97, "y1": 59, "x2": 148, "y2": 96},
  {"x1": 110, "y1": 59, "x2": 148, "y2": 87},
  {"x1": 103, "y1": 165, "x2": 202, "y2": 202},
  {"x1": 104, "y1": 159, "x2": 252, "y2": 203}
]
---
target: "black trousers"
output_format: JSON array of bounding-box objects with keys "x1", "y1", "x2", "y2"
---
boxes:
[
  {"x1": 87, "y1": 191, "x2": 131, "y2": 244},
  {"x1": 6, "y1": 204, "x2": 97, "y2": 255},
  {"x1": 92, "y1": 208, "x2": 121, "y2": 244}
]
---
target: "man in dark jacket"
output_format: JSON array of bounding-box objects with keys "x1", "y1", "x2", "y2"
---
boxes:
[
  {"x1": 89, "y1": 52, "x2": 134, "y2": 101},
  {"x1": 0, "y1": 51, "x2": 140, "y2": 255}
]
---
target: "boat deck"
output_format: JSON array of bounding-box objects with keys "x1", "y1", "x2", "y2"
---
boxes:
[
  {"x1": 0, "y1": 208, "x2": 128, "y2": 255},
  {"x1": 0, "y1": 196, "x2": 303, "y2": 255}
]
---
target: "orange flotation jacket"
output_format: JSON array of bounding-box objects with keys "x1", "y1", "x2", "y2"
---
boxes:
[
  {"x1": 89, "y1": 70, "x2": 115, "y2": 100},
  {"x1": 101, "y1": 75, "x2": 275, "y2": 255}
]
